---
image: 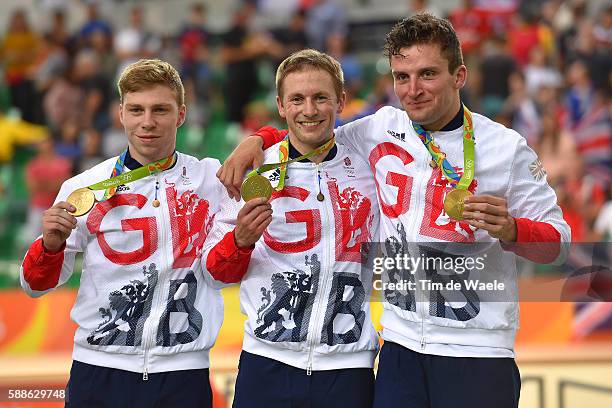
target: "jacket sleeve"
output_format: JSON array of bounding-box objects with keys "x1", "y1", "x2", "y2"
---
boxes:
[
  {"x1": 501, "y1": 218, "x2": 562, "y2": 263},
  {"x1": 333, "y1": 107, "x2": 389, "y2": 153},
  {"x1": 201, "y1": 192, "x2": 254, "y2": 285},
  {"x1": 21, "y1": 239, "x2": 66, "y2": 292},
  {"x1": 206, "y1": 230, "x2": 254, "y2": 283},
  {"x1": 20, "y1": 179, "x2": 84, "y2": 297},
  {"x1": 503, "y1": 135, "x2": 571, "y2": 263},
  {"x1": 252, "y1": 126, "x2": 288, "y2": 149}
]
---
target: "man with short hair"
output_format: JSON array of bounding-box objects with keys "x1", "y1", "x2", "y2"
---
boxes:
[
  {"x1": 204, "y1": 49, "x2": 380, "y2": 407},
  {"x1": 20, "y1": 59, "x2": 224, "y2": 408},
  {"x1": 218, "y1": 14, "x2": 570, "y2": 408}
]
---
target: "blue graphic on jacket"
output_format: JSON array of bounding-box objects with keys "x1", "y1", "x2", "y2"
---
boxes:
[
  {"x1": 87, "y1": 263, "x2": 204, "y2": 347},
  {"x1": 383, "y1": 222, "x2": 416, "y2": 312},
  {"x1": 382, "y1": 222, "x2": 480, "y2": 321},
  {"x1": 88, "y1": 263, "x2": 158, "y2": 346},
  {"x1": 254, "y1": 254, "x2": 320, "y2": 342}
]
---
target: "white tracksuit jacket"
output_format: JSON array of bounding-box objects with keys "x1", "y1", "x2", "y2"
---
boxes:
[
  {"x1": 20, "y1": 152, "x2": 224, "y2": 377},
  {"x1": 203, "y1": 142, "x2": 380, "y2": 372},
  {"x1": 336, "y1": 106, "x2": 571, "y2": 358}
]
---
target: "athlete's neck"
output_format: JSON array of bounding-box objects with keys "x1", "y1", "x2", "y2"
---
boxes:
[
  {"x1": 422, "y1": 98, "x2": 463, "y2": 132},
  {"x1": 125, "y1": 147, "x2": 176, "y2": 170},
  {"x1": 288, "y1": 134, "x2": 336, "y2": 164}
]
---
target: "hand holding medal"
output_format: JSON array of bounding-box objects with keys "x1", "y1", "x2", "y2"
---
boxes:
[
  {"x1": 462, "y1": 195, "x2": 517, "y2": 242},
  {"x1": 240, "y1": 137, "x2": 334, "y2": 202},
  {"x1": 41, "y1": 201, "x2": 78, "y2": 252}
]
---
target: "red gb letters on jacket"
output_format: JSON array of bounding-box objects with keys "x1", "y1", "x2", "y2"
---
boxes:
[{"x1": 86, "y1": 184, "x2": 213, "y2": 267}]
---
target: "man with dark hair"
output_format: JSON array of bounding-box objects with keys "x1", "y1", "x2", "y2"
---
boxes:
[
  {"x1": 384, "y1": 13, "x2": 465, "y2": 73},
  {"x1": 219, "y1": 13, "x2": 570, "y2": 408}
]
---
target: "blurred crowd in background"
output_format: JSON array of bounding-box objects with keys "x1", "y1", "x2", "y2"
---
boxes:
[{"x1": 0, "y1": 0, "x2": 610, "y2": 259}]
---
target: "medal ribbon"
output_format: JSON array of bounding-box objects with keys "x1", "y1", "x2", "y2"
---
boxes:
[
  {"x1": 244, "y1": 136, "x2": 335, "y2": 192},
  {"x1": 412, "y1": 105, "x2": 475, "y2": 190},
  {"x1": 102, "y1": 150, "x2": 127, "y2": 200},
  {"x1": 88, "y1": 151, "x2": 176, "y2": 200}
]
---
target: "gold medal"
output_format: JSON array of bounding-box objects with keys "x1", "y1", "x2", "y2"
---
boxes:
[
  {"x1": 429, "y1": 159, "x2": 437, "y2": 168},
  {"x1": 241, "y1": 174, "x2": 273, "y2": 202},
  {"x1": 66, "y1": 188, "x2": 96, "y2": 217},
  {"x1": 443, "y1": 189, "x2": 472, "y2": 220}
]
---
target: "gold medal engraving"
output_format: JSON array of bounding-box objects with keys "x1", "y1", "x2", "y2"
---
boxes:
[
  {"x1": 66, "y1": 188, "x2": 96, "y2": 217},
  {"x1": 443, "y1": 189, "x2": 472, "y2": 220},
  {"x1": 241, "y1": 174, "x2": 273, "y2": 202}
]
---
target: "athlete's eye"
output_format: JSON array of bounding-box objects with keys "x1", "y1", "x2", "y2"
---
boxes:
[{"x1": 422, "y1": 70, "x2": 436, "y2": 79}]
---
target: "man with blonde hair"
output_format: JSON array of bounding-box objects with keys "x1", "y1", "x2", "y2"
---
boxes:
[
  {"x1": 203, "y1": 49, "x2": 379, "y2": 407},
  {"x1": 20, "y1": 59, "x2": 225, "y2": 407}
]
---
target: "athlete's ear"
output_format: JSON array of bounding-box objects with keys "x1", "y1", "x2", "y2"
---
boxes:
[
  {"x1": 119, "y1": 104, "x2": 125, "y2": 126},
  {"x1": 177, "y1": 104, "x2": 186, "y2": 127},
  {"x1": 336, "y1": 91, "x2": 346, "y2": 115},
  {"x1": 276, "y1": 95, "x2": 287, "y2": 119},
  {"x1": 455, "y1": 65, "x2": 467, "y2": 90}
]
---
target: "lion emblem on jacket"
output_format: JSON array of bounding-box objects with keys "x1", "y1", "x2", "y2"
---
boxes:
[
  {"x1": 87, "y1": 263, "x2": 158, "y2": 346},
  {"x1": 254, "y1": 254, "x2": 320, "y2": 342}
]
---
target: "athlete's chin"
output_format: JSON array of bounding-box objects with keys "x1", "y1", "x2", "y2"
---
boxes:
[
  {"x1": 293, "y1": 128, "x2": 331, "y2": 145},
  {"x1": 299, "y1": 135, "x2": 328, "y2": 148},
  {"x1": 402, "y1": 101, "x2": 422, "y2": 114},
  {"x1": 135, "y1": 144, "x2": 160, "y2": 156},
  {"x1": 405, "y1": 110, "x2": 432, "y2": 125}
]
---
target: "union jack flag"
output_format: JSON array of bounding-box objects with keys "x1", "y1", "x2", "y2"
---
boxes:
[{"x1": 528, "y1": 159, "x2": 547, "y2": 181}]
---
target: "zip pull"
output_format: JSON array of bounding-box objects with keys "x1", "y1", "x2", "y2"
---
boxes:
[
  {"x1": 316, "y1": 166, "x2": 324, "y2": 201},
  {"x1": 143, "y1": 369, "x2": 149, "y2": 381},
  {"x1": 420, "y1": 338, "x2": 426, "y2": 350},
  {"x1": 306, "y1": 363, "x2": 312, "y2": 376},
  {"x1": 152, "y1": 174, "x2": 161, "y2": 208}
]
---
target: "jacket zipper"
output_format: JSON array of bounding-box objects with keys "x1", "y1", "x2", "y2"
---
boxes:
[
  {"x1": 306, "y1": 164, "x2": 332, "y2": 375},
  {"x1": 420, "y1": 313, "x2": 426, "y2": 350},
  {"x1": 142, "y1": 173, "x2": 169, "y2": 380},
  {"x1": 410, "y1": 134, "x2": 432, "y2": 351}
]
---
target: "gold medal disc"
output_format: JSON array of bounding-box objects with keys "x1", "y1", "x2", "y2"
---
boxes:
[
  {"x1": 66, "y1": 188, "x2": 96, "y2": 217},
  {"x1": 241, "y1": 174, "x2": 273, "y2": 202},
  {"x1": 443, "y1": 189, "x2": 472, "y2": 220}
]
